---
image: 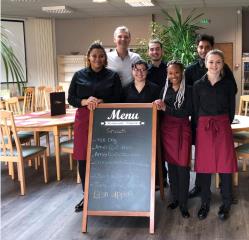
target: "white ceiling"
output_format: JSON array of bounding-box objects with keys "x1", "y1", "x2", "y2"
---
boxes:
[{"x1": 2, "y1": 0, "x2": 249, "y2": 19}]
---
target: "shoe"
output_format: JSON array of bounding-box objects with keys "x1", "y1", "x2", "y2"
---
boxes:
[
  {"x1": 188, "y1": 186, "x2": 201, "y2": 199},
  {"x1": 180, "y1": 206, "x2": 190, "y2": 218},
  {"x1": 75, "y1": 198, "x2": 84, "y2": 212},
  {"x1": 218, "y1": 204, "x2": 230, "y2": 221},
  {"x1": 167, "y1": 201, "x2": 179, "y2": 209},
  {"x1": 198, "y1": 203, "x2": 209, "y2": 220}
]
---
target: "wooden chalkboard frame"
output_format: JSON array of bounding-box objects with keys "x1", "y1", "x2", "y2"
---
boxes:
[{"x1": 82, "y1": 103, "x2": 157, "y2": 234}]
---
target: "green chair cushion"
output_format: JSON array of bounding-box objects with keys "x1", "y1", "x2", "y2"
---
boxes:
[
  {"x1": 4, "y1": 132, "x2": 33, "y2": 144},
  {"x1": 236, "y1": 143, "x2": 249, "y2": 154},
  {"x1": 60, "y1": 139, "x2": 73, "y2": 149},
  {"x1": 0, "y1": 146, "x2": 46, "y2": 158},
  {"x1": 233, "y1": 131, "x2": 249, "y2": 140}
]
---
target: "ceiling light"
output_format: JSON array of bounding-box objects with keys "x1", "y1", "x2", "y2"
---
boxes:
[
  {"x1": 42, "y1": 5, "x2": 73, "y2": 14},
  {"x1": 125, "y1": 0, "x2": 154, "y2": 7},
  {"x1": 10, "y1": 0, "x2": 39, "y2": 2},
  {"x1": 92, "y1": 0, "x2": 108, "y2": 3}
]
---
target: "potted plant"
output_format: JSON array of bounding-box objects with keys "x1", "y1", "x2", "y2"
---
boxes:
[
  {"x1": 1, "y1": 26, "x2": 25, "y2": 95},
  {"x1": 135, "y1": 7, "x2": 204, "y2": 66}
]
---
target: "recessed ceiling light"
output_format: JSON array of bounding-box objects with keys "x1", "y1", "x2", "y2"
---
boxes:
[
  {"x1": 125, "y1": 0, "x2": 154, "y2": 7},
  {"x1": 42, "y1": 5, "x2": 73, "y2": 14},
  {"x1": 92, "y1": 0, "x2": 108, "y2": 3},
  {"x1": 10, "y1": 0, "x2": 39, "y2": 2}
]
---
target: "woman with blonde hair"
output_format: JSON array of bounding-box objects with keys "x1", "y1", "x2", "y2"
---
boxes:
[{"x1": 193, "y1": 49, "x2": 237, "y2": 221}]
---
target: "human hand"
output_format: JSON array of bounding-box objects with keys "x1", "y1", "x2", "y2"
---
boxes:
[{"x1": 154, "y1": 99, "x2": 166, "y2": 111}]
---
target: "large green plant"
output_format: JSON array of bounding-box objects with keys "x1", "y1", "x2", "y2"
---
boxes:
[
  {"x1": 1, "y1": 26, "x2": 25, "y2": 94},
  {"x1": 135, "y1": 7, "x2": 204, "y2": 66}
]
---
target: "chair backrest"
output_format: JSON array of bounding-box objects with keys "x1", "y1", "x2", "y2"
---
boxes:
[
  {"x1": 36, "y1": 86, "x2": 46, "y2": 111},
  {"x1": 0, "y1": 110, "x2": 22, "y2": 162},
  {"x1": 238, "y1": 95, "x2": 249, "y2": 116},
  {"x1": 55, "y1": 85, "x2": 63, "y2": 92},
  {"x1": 43, "y1": 87, "x2": 53, "y2": 111},
  {"x1": 0, "y1": 100, "x2": 5, "y2": 110},
  {"x1": 23, "y1": 87, "x2": 35, "y2": 114},
  {"x1": 5, "y1": 97, "x2": 22, "y2": 115}
]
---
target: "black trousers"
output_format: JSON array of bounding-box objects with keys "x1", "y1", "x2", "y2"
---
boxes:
[
  {"x1": 78, "y1": 160, "x2": 86, "y2": 193},
  {"x1": 199, "y1": 173, "x2": 232, "y2": 208},
  {"x1": 195, "y1": 173, "x2": 201, "y2": 189},
  {"x1": 156, "y1": 161, "x2": 168, "y2": 185},
  {"x1": 168, "y1": 163, "x2": 190, "y2": 207}
]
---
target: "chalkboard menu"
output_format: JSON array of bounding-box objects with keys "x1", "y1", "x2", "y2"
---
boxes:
[{"x1": 82, "y1": 103, "x2": 157, "y2": 234}]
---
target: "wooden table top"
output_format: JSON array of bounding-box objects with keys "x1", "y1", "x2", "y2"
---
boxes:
[
  {"x1": 231, "y1": 115, "x2": 249, "y2": 132},
  {"x1": 14, "y1": 108, "x2": 76, "y2": 128}
]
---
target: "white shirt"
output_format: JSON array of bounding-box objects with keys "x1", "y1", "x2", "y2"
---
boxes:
[{"x1": 107, "y1": 49, "x2": 141, "y2": 87}]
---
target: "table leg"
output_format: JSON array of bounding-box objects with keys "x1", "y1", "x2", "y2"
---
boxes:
[{"x1": 54, "y1": 127, "x2": 61, "y2": 181}]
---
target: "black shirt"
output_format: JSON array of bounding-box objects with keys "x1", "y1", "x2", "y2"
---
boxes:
[
  {"x1": 147, "y1": 61, "x2": 167, "y2": 89},
  {"x1": 122, "y1": 81, "x2": 160, "y2": 103},
  {"x1": 193, "y1": 75, "x2": 236, "y2": 124},
  {"x1": 68, "y1": 67, "x2": 122, "y2": 108},
  {"x1": 185, "y1": 58, "x2": 238, "y2": 94},
  {"x1": 160, "y1": 85, "x2": 192, "y2": 118}
]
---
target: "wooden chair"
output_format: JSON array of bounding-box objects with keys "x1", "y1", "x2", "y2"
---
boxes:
[
  {"x1": 23, "y1": 87, "x2": 35, "y2": 114},
  {"x1": 233, "y1": 95, "x2": 249, "y2": 145},
  {"x1": 5, "y1": 97, "x2": 34, "y2": 144},
  {"x1": 55, "y1": 85, "x2": 63, "y2": 92},
  {"x1": 238, "y1": 95, "x2": 249, "y2": 116},
  {"x1": 60, "y1": 139, "x2": 80, "y2": 183},
  {"x1": 0, "y1": 110, "x2": 48, "y2": 195},
  {"x1": 235, "y1": 143, "x2": 249, "y2": 172},
  {"x1": 36, "y1": 86, "x2": 46, "y2": 111},
  {"x1": 43, "y1": 87, "x2": 53, "y2": 111}
]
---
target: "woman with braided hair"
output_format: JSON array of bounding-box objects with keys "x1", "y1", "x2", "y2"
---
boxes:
[{"x1": 154, "y1": 60, "x2": 192, "y2": 218}]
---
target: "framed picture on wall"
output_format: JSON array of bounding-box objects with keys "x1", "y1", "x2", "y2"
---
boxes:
[{"x1": 1, "y1": 19, "x2": 27, "y2": 84}]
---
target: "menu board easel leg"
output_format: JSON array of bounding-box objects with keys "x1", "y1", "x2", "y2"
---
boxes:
[{"x1": 149, "y1": 215, "x2": 155, "y2": 234}]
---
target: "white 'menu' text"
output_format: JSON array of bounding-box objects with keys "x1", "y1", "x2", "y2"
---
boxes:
[{"x1": 107, "y1": 109, "x2": 139, "y2": 120}]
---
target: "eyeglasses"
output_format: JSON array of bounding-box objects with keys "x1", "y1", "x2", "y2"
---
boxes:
[{"x1": 133, "y1": 68, "x2": 147, "y2": 73}]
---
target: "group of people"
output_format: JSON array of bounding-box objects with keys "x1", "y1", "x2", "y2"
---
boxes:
[{"x1": 67, "y1": 25, "x2": 238, "y2": 222}]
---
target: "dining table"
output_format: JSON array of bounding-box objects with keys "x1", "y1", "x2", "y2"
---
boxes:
[
  {"x1": 231, "y1": 114, "x2": 249, "y2": 132},
  {"x1": 14, "y1": 108, "x2": 76, "y2": 181}
]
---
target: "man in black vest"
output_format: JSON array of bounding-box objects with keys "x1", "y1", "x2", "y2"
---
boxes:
[
  {"x1": 147, "y1": 39, "x2": 168, "y2": 189},
  {"x1": 185, "y1": 34, "x2": 237, "y2": 199}
]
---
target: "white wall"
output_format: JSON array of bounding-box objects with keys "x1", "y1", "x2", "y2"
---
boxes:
[{"x1": 55, "y1": 15, "x2": 152, "y2": 55}]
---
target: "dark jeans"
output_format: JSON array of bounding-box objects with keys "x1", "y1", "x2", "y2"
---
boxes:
[
  {"x1": 168, "y1": 163, "x2": 190, "y2": 207},
  {"x1": 199, "y1": 173, "x2": 232, "y2": 208},
  {"x1": 78, "y1": 160, "x2": 86, "y2": 193}
]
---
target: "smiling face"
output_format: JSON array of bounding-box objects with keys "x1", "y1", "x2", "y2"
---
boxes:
[
  {"x1": 114, "y1": 30, "x2": 131, "y2": 50},
  {"x1": 205, "y1": 53, "x2": 224, "y2": 75},
  {"x1": 132, "y1": 63, "x2": 148, "y2": 83},
  {"x1": 88, "y1": 48, "x2": 106, "y2": 72},
  {"x1": 197, "y1": 40, "x2": 213, "y2": 60},
  {"x1": 167, "y1": 64, "x2": 183, "y2": 87},
  {"x1": 148, "y1": 42, "x2": 163, "y2": 62}
]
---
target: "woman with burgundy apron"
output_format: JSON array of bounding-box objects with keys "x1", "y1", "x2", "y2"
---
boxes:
[
  {"x1": 155, "y1": 60, "x2": 192, "y2": 218},
  {"x1": 193, "y1": 49, "x2": 237, "y2": 221},
  {"x1": 68, "y1": 42, "x2": 122, "y2": 212}
]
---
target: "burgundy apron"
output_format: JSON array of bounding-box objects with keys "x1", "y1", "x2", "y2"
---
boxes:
[
  {"x1": 195, "y1": 115, "x2": 237, "y2": 173},
  {"x1": 161, "y1": 115, "x2": 192, "y2": 167},
  {"x1": 73, "y1": 107, "x2": 90, "y2": 160}
]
